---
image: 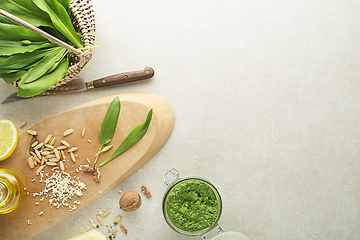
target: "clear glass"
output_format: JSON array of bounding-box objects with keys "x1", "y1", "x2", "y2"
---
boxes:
[
  {"x1": 0, "y1": 169, "x2": 24, "y2": 214},
  {"x1": 162, "y1": 170, "x2": 222, "y2": 237}
]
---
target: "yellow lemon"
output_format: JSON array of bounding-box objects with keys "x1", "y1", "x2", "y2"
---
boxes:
[{"x1": 0, "y1": 119, "x2": 19, "y2": 161}]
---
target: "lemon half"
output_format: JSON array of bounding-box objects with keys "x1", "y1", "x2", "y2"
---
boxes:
[{"x1": 0, "y1": 119, "x2": 19, "y2": 161}]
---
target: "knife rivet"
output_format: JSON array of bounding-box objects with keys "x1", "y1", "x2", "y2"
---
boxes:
[
  {"x1": 145, "y1": 71, "x2": 150, "y2": 75},
  {"x1": 124, "y1": 75, "x2": 128, "y2": 79},
  {"x1": 102, "y1": 80, "x2": 107, "y2": 84}
]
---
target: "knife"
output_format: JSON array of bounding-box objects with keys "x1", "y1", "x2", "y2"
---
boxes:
[{"x1": 2, "y1": 67, "x2": 154, "y2": 104}]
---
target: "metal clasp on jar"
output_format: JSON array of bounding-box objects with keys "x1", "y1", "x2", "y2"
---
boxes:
[{"x1": 163, "y1": 168, "x2": 181, "y2": 186}]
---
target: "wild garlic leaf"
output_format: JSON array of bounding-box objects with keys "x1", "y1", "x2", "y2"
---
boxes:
[
  {"x1": 33, "y1": 0, "x2": 83, "y2": 48},
  {"x1": 95, "y1": 145, "x2": 113, "y2": 157},
  {"x1": 56, "y1": 0, "x2": 72, "y2": 15},
  {"x1": 0, "y1": 23, "x2": 48, "y2": 42},
  {"x1": 100, "y1": 108, "x2": 153, "y2": 167},
  {"x1": 0, "y1": 41, "x2": 54, "y2": 56},
  {"x1": 0, "y1": 70, "x2": 26, "y2": 84},
  {"x1": 0, "y1": 48, "x2": 51, "y2": 70},
  {"x1": 22, "y1": 47, "x2": 67, "y2": 84},
  {"x1": 99, "y1": 97, "x2": 121, "y2": 146},
  {"x1": 0, "y1": 0, "x2": 53, "y2": 27},
  {"x1": 17, "y1": 57, "x2": 68, "y2": 97}
]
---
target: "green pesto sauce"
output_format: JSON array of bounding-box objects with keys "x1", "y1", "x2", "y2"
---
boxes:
[{"x1": 165, "y1": 180, "x2": 220, "y2": 232}]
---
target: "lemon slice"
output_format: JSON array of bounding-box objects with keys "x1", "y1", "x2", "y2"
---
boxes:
[{"x1": 0, "y1": 119, "x2": 19, "y2": 161}]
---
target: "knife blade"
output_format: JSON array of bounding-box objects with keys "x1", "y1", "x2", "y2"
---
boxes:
[{"x1": 2, "y1": 67, "x2": 155, "y2": 104}]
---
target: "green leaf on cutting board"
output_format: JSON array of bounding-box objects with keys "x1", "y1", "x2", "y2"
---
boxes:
[
  {"x1": 94, "y1": 97, "x2": 121, "y2": 163},
  {"x1": 21, "y1": 47, "x2": 67, "y2": 83},
  {"x1": 99, "y1": 109, "x2": 153, "y2": 167},
  {"x1": 17, "y1": 57, "x2": 69, "y2": 97},
  {"x1": 99, "y1": 97, "x2": 121, "y2": 146},
  {"x1": 33, "y1": 0, "x2": 83, "y2": 48},
  {"x1": 0, "y1": 0, "x2": 53, "y2": 27}
]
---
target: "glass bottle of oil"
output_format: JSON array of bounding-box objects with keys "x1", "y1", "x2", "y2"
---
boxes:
[{"x1": 0, "y1": 169, "x2": 24, "y2": 214}]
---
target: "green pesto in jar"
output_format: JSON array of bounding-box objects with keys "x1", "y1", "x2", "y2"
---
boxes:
[{"x1": 165, "y1": 180, "x2": 220, "y2": 232}]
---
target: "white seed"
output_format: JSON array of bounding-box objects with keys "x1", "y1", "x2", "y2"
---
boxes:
[
  {"x1": 63, "y1": 129, "x2": 73, "y2": 137},
  {"x1": 103, "y1": 209, "x2": 111, "y2": 217},
  {"x1": 82, "y1": 128, "x2": 86, "y2": 137},
  {"x1": 48, "y1": 158, "x2": 59, "y2": 163},
  {"x1": 33, "y1": 142, "x2": 44, "y2": 150},
  {"x1": 30, "y1": 151, "x2": 36, "y2": 157},
  {"x1": 97, "y1": 215, "x2": 103, "y2": 225},
  {"x1": 59, "y1": 161, "x2": 65, "y2": 171},
  {"x1": 41, "y1": 151, "x2": 51, "y2": 156},
  {"x1": 68, "y1": 147, "x2": 78, "y2": 153},
  {"x1": 49, "y1": 137, "x2": 56, "y2": 146},
  {"x1": 70, "y1": 152, "x2": 76, "y2": 163},
  {"x1": 61, "y1": 140, "x2": 71, "y2": 148},
  {"x1": 33, "y1": 155, "x2": 41, "y2": 164},
  {"x1": 44, "y1": 144, "x2": 54, "y2": 149},
  {"x1": 61, "y1": 150, "x2": 66, "y2": 160},
  {"x1": 57, "y1": 145, "x2": 68, "y2": 150},
  {"x1": 36, "y1": 165, "x2": 45, "y2": 175},
  {"x1": 19, "y1": 121, "x2": 27, "y2": 129},
  {"x1": 113, "y1": 216, "x2": 122, "y2": 223},
  {"x1": 46, "y1": 162, "x2": 57, "y2": 166},
  {"x1": 31, "y1": 141, "x2": 39, "y2": 148},
  {"x1": 39, "y1": 211, "x2": 44, "y2": 216},
  {"x1": 41, "y1": 156, "x2": 46, "y2": 165},
  {"x1": 35, "y1": 149, "x2": 42, "y2": 160},
  {"x1": 46, "y1": 154, "x2": 56, "y2": 159},
  {"x1": 54, "y1": 149, "x2": 60, "y2": 160},
  {"x1": 44, "y1": 134, "x2": 52, "y2": 144},
  {"x1": 28, "y1": 157, "x2": 34, "y2": 169},
  {"x1": 27, "y1": 130, "x2": 37, "y2": 136}
]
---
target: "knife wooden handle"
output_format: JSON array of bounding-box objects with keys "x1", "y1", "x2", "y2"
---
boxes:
[{"x1": 89, "y1": 67, "x2": 154, "y2": 89}]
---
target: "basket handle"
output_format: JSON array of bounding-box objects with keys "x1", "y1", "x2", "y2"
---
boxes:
[{"x1": 0, "y1": 8, "x2": 86, "y2": 66}]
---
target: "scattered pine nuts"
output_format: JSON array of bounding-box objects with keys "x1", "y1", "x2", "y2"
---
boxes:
[
  {"x1": 70, "y1": 152, "x2": 76, "y2": 163},
  {"x1": 63, "y1": 129, "x2": 73, "y2": 137},
  {"x1": 28, "y1": 157, "x2": 34, "y2": 169},
  {"x1": 81, "y1": 128, "x2": 86, "y2": 137},
  {"x1": 19, "y1": 121, "x2": 27, "y2": 129},
  {"x1": 27, "y1": 130, "x2": 37, "y2": 136},
  {"x1": 44, "y1": 135, "x2": 52, "y2": 144},
  {"x1": 68, "y1": 147, "x2": 78, "y2": 153},
  {"x1": 60, "y1": 161, "x2": 65, "y2": 171},
  {"x1": 113, "y1": 216, "x2": 122, "y2": 223},
  {"x1": 36, "y1": 165, "x2": 45, "y2": 175},
  {"x1": 103, "y1": 209, "x2": 111, "y2": 217},
  {"x1": 96, "y1": 215, "x2": 103, "y2": 225},
  {"x1": 49, "y1": 137, "x2": 56, "y2": 146},
  {"x1": 33, "y1": 142, "x2": 44, "y2": 150},
  {"x1": 31, "y1": 141, "x2": 39, "y2": 148},
  {"x1": 54, "y1": 149, "x2": 60, "y2": 160},
  {"x1": 120, "y1": 225, "x2": 127, "y2": 234},
  {"x1": 61, "y1": 140, "x2": 71, "y2": 148}
]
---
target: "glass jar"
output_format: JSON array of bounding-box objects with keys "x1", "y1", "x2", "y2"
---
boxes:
[
  {"x1": 162, "y1": 168, "x2": 250, "y2": 240},
  {"x1": 0, "y1": 169, "x2": 24, "y2": 214}
]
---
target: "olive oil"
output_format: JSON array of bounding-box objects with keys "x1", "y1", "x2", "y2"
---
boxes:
[{"x1": 0, "y1": 169, "x2": 24, "y2": 214}]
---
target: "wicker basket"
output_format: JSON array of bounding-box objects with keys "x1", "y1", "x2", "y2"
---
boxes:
[{"x1": 9, "y1": 0, "x2": 96, "y2": 90}]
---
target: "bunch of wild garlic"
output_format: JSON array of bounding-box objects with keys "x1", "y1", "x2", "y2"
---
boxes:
[{"x1": 0, "y1": 0, "x2": 89, "y2": 97}]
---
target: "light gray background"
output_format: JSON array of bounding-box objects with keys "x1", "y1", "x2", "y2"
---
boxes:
[{"x1": 0, "y1": 0, "x2": 359, "y2": 239}]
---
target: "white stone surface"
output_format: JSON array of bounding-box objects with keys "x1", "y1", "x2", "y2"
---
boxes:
[{"x1": 0, "y1": 0, "x2": 359, "y2": 239}]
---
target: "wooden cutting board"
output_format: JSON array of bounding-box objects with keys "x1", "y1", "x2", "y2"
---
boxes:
[{"x1": 0, "y1": 92, "x2": 175, "y2": 239}]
